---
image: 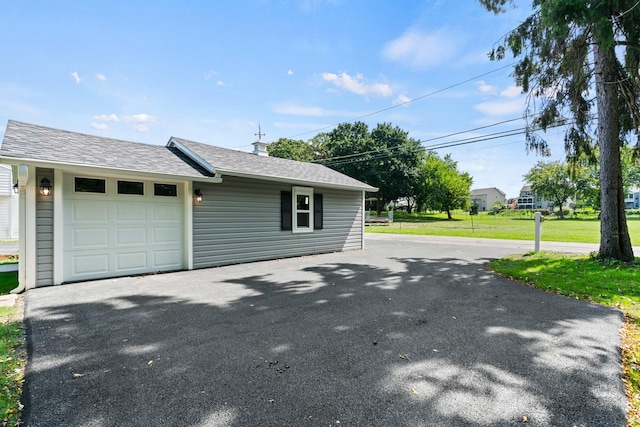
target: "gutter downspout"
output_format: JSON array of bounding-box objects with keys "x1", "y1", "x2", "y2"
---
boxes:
[{"x1": 11, "y1": 165, "x2": 28, "y2": 294}]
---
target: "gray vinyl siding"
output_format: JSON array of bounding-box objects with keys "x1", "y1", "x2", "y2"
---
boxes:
[
  {"x1": 193, "y1": 176, "x2": 363, "y2": 269},
  {"x1": 36, "y1": 168, "x2": 54, "y2": 287}
]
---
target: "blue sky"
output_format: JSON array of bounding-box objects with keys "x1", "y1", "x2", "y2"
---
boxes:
[{"x1": 0, "y1": 0, "x2": 569, "y2": 199}]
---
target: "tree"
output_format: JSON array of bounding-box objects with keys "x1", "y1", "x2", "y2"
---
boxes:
[
  {"x1": 370, "y1": 123, "x2": 424, "y2": 212},
  {"x1": 572, "y1": 158, "x2": 600, "y2": 210},
  {"x1": 480, "y1": 0, "x2": 638, "y2": 261},
  {"x1": 523, "y1": 161, "x2": 574, "y2": 218},
  {"x1": 491, "y1": 200, "x2": 507, "y2": 213},
  {"x1": 322, "y1": 122, "x2": 423, "y2": 214},
  {"x1": 417, "y1": 153, "x2": 473, "y2": 219},
  {"x1": 267, "y1": 138, "x2": 316, "y2": 162},
  {"x1": 622, "y1": 146, "x2": 640, "y2": 192}
]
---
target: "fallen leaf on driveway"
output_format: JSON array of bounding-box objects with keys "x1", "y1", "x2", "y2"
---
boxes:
[
  {"x1": 72, "y1": 373, "x2": 87, "y2": 379},
  {"x1": 399, "y1": 353, "x2": 411, "y2": 361},
  {"x1": 522, "y1": 415, "x2": 528, "y2": 423},
  {"x1": 148, "y1": 360, "x2": 154, "y2": 365}
]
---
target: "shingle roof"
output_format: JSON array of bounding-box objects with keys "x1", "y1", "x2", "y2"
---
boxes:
[
  {"x1": 1, "y1": 120, "x2": 212, "y2": 178},
  {"x1": 0, "y1": 121, "x2": 376, "y2": 191},
  {"x1": 470, "y1": 187, "x2": 506, "y2": 196},
  {"x1": 170, "y1": 137, "x2": 377, "y2": 191}
]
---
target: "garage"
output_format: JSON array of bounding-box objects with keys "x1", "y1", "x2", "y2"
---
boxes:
[
  {"x1": 62, "y1": 174, "x2": 185, "y2": 282},
  {"x1": 2, "y1": 120, "x2": 373, "y2": 291}
]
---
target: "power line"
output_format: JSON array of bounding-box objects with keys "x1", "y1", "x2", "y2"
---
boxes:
[
  {"x1": 312, "y1": 116, "x2": 528, "y2": 164},
  {"x1": 318, "y1": 118, "x2": 581, "y2": 167},
  {"x1": 287, "y1": 62, "x2": 517, "y2": 139}
]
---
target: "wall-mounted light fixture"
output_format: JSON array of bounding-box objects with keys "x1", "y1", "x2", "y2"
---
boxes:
[
  {"x1": 12, "y1": 182, "x2": 18, "y2": 194},
  {"x1": 40, "y1": 177, "x2": 52, "y2": 196},
  {"x1": 194, "y1": 189, "x2": 203, "y2": 203}
]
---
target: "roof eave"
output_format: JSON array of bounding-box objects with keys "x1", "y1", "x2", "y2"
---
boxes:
[
  {"x1": 0, "y1": 156, "x2": 222, "y2": 183},
  {"x1": 217, "y1": 169, "x2": 378, "y2": 192}
]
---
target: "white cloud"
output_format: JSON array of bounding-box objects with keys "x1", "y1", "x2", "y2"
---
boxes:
[
  {"x1": 500, "y1": 86, "x2": 522, "y2": 98},
  {"x1": 133, "y1": 124, "x2": 150, "y2": 132},
  {"x1": 90, "y1": 122, "x2": 109, "y2": 130},
  {"x1": 477, "y1": 80, "x2": 496, "y2": 94},
  {"x1": 475, "y1": 98, "x2": 526, "y2": 116},
  {"x1": 70, "y1": 71, "x2": 81, "y2": 84},
  {"x1": 287, "y1": 70, "x2": 294, "y2": 75},
  {"x1": 381, "y1": 28, "x2": 458, "y2": 70},
  {"x1": 123, "y1": 113, "x2": 157, "y2": 123},
  {"x1": 93, "y1": 114, "x2": 119, "y2": 122},
  {"x1": 216, "y1": 80, "x2": 226, "y2": 86},
  {"x1": 321, "y1": 72, "x2": 392, "y2": 97},
  {"x1": 91, "y1": 113, "x2": 157, "y2": 132},
  {"x1": 393, "y1": 93, "x2": 412, "y2": 106},
  {"x1": 96, "y1": 73, "x2": 107, "y2": 81},
  {"x1": 269, "y1": 102, "x2": 364, "y2": 118}
]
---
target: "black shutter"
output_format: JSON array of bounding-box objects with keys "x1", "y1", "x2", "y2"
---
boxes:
[
  {"x1": 281, "y1": 191, "x2": 292, "y2": 231},
  {"x1": 314, "y1": 193, "x2": 323, "y2": 230}
]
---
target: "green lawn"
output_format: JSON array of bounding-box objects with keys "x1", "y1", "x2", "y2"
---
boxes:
[
  {"x1": 367, "y1": 211, "x2": 640, "y2": 245},
  {"x1": 0, "y1": 272, "x2": 17, "y2": 295},
  {"x1": 489, "y1": 252, "x2": 640, "y2": 426},
  {"x1": 0, "y1": 271, "x2": 22, "y2": 426}
]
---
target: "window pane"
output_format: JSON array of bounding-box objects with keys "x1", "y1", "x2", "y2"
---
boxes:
[
  {"x1": 297, "y1": 194, "x2": 309, "y2": 210},
  {"x1": 75, "y1": 177, "x2": 106, "y2": 193},
  {"x1": 297, "y1": 213, "x2": 310, "y2": 227},
  {"x1": 154, "y1": 183, "x2": 177, "y2": 197},
  {"x1": 118, "y1": 180, "x2": 144, "y2": 195}
]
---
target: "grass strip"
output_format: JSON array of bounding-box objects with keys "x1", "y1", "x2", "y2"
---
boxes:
[
  {"x1": 0, "y1": 300, "x2": 25, "y2": 427},
  {"x1": 0, "y1": 273, "x2": 18, "y2": 296},
  {"x1": 366, "y1": 211, "x2": 640, "y2": 245},
  {"x1": 488, "y1": 251, "x2": 640, "y2": 426}
]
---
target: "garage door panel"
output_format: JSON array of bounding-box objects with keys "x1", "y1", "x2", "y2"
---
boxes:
[
  {"x1": 71, "y1": 200, "x2": 109, "y2": 222},
  {"x1": 153, "y1": 227, "x2": 181, "y2": 244},
  {"x1": 72, "y1": 228, "x2": 109, "y2": 249},
  {"x1": 152, "y1": 204, "x2": 182, "y2": 221},
  {"x1": 116, "y1": 252, "x2": 148, "y2": 271},
  {"x1": 73, "y1": 254, "x2": 110, "y2": 275},
  {"x1": 115, "y1": 202, "x2": 147, "y2": 222},
  {"x1": 115, "y1": 228, "x2": 147, "y2": 245},
  {"x1": 154, "y1": 249, "x2": 182, "y2": 268}
]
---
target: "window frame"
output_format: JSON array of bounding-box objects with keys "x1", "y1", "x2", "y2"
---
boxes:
[
  {"x1": 292, "y1": 186, "x2": 314, "y2": 234},
  {"x1": 74, "y1": 177, "x2": 107, "y2": 194},
  {"x1": 117, "y1": 180, "x2": 144, "y2": 196},
  {"x1": 153, "y1": 183, "x2": 178, "y2": 197}
]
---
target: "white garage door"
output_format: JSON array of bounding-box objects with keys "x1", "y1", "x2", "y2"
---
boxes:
[{"x1": 63, "y1": 174, "x2": 185, "y2": 282}]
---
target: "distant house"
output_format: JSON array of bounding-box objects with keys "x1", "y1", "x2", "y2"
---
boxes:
[
  {"x1": 0, "y1": 165, "x2": 18, "y2": 239},
  {"x1": 0, "y1": 120, "x2": 377, "y2": 290},
  {"x1": 470, "y1": 187, "x2": 506, "y2": 211},
  {"x1": 625, "y1": 190, "x2": 640, "y2": 209},
  {"x1": 516, "y1": 185, "x2": 551, "y2": 210}
]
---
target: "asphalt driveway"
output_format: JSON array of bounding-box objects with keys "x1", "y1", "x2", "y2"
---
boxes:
[{"x1": 22, "y1": 235, "x2": 627, "y2": 426}]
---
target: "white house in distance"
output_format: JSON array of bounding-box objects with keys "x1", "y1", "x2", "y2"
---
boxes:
[
  {"x1": 0, "y1": 120, "x2": 377, "y2": 291},
  {"x1": 470, "y1": 187, "x2": 506, "y2": 211},
  {"x1": 516, "y1": 185, "x2": 552, "y2": 210},
  {"x1": 0, "y1": 164, "x2": 18, "y2": 239},
  {"x1": 625, "y1": 189, "x2": 640, "y2": 209}
]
